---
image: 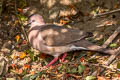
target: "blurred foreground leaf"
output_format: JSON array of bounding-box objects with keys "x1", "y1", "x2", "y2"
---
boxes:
[
  {"x1": 109, "y1": 43, "x2": 117, "y2": 48},
  {"x1": 26, "y1": 49, "x2": 35, "y2": 61},
  {"x1": 86, "y1": 76, "x2": 96, "y2": 80},
  {"x1": 78, "y1": 64, "x2": 85, "y2": 74},
  {"x1": 22, "y1": 70, "x2": 46, "y2": 80}
]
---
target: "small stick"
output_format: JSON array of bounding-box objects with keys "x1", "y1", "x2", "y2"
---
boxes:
[
  {"x1": 91, "y1": 27, "x2": 120, "y2": 76},
  {"x1": 102, "y1": 27, "x2": 120, "y2": 48},
  {"x1": 94, "y1": 8, "x2": 120, "y2": 18},
  {"x1": 92, "y1": 47, "x2": 120, "y2": 76},
  {"x1": 14, "y1": 0, "x2": 28, "y2": 42},
  {"x1": 91, "y1": 26, "x2": 120, "y2": 58},
  {"x1": 0, "y1": 0, "x2": 3, "y2": 16}
]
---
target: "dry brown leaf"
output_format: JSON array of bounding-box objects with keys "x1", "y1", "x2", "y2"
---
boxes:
[{"x1": 40, "y1": 53, "x2": 46, "y2": 59}]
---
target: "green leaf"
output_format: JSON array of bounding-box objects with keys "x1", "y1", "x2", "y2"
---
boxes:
[
  {"x1": 109, "y1": 43, "x2": 117, "y2": 48},
  {"x1": 22, "y1": 70, "x2": 46, "y2": 80},
  {"x1": 86, "y1": 76, "x2": 96, "y2": 80},
  {"x1": 26, "y1": 49, "x2": 35, "y2": 61},
  {"x1": 58, "y1": 64, "x2": 64, "y2": 71},
  {"x1": 117, "y1": 62, "x2": 120, "y2": 69},
  {"x1": 71, "y1": 68, "x2": 77, "y2": 73},
  {"x1": 20, "y1": 15, "x2": 27, "y2": 21},
  {"x1": 88, "y1": 58, "x2": 97, "y2": 63},
  {"x1": 78, "y1": 64, "x2": 85, "y2": 74}
]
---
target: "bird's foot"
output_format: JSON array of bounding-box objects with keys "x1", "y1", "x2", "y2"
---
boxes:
[
  {"x1": 45, "y1": 57, "x2": 59, "y2": 68},
  {"x1": 61, "y1": 53, "x2": 67, "y2": 62}
]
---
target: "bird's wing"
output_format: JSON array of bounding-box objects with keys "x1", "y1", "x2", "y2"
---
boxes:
[{"x1": 29, "y1": 24, "x2": 92, "y2": 46}]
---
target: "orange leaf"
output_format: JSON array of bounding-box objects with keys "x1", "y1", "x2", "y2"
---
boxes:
[
  {"x1": 97, "y1": 76, "x2": 109, "y2": 80},
  {"x1": 114, "y1": 4, "x2": 118, "y2": 9},
  {"x1": 17, "y1": 8, "x2": 23, "y2": 13},
  {"x1": 60, "y1": 19, "x2": 69, "y2": 24},
  {"x1": 105, "y1": 21, "x2": 111, "y2": 25},
  {"x1": 11, "y1": 64, "x2": 15, "y2": 69},
  {"x1": 118, "y1": 74, "x2": 120, "y2": 78},
  {"x1": 80, "y1": 57, "x2": 84, "y2": 62},
  {"x1": 24, "y1": 64, "x2": 30, "y2": 70},
  {"x1": 13, "y1": 20, "x2": 19, "y2": 27},
  {"x1": 22, "y1": 40, "x2": 27, "y2": 44},
  {"x1": 65, "y1": 74, "x2": 70, "y2": 78},
  {"x1": 69, "y1": 4, "x2": 75, "y2": 9},
  {"x1": 85, "y1": 67, "x2": 89, "y2": 71},
  {"x1": 16, "y1": 35, "x2": 20, "y2": 42},
  {"x1": 19, "y1": 52, "x2": 26, "y2": 59},
  {"x1": 30, "y1": 71, "x2": 35, "y2": 75},
  {"x1": 40, "y1": 53, "x2": 46, "y2": 59},
  {"x1": 18, "y1": 68, "x2": 23, "y2": 74}
]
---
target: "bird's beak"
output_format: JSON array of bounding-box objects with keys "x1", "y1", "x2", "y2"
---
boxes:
[{"x1": 24, "y1": 21, "x2": 31, "y2": 27}]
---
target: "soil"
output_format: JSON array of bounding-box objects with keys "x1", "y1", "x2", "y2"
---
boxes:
[{"x1": 0, "y1": 0, "x2": 120, "y2": 79}]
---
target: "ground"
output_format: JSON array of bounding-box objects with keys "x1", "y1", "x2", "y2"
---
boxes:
[{"x1": 0, "y1": 0, "x2": 120, "y2": 80}]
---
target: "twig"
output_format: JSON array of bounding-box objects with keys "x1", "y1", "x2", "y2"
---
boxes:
[
  {"x1": 92, "y1": 47, "x2": 120, "y2": 76},
  {"x1": 91, "y1": 26, "x2": 120, "y2": 59},
  {"x1": 91, "y1": 26, "x2": 120, "y2": 76},
  {"x1": 102, "y1": 27, "x2": 120, "y2": 48},
  {"x1": 86, "y1": 63, "x2": 117, "y2": 71},
  {"x1": 14, "y1": 0, "x2": 28, "y2": 42},
  {"x1": 0, "y1": 0, "x2": 3, "y2": 16},
  {"x1": 69, "y1": 74, "x2": 82, "y2": 79},
  {"x1": 68, "y1": 9, "x2": 120, "y2": 25},
  {"x1": 94, "y1": 8, "x2": 120, "y2": 18}
]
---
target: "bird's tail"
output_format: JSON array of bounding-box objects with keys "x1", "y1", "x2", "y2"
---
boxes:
[{"x1": 71, "y1": 40, "x2": 116, "y2": 55}]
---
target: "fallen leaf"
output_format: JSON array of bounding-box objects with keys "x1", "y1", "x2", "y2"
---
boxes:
[
  {"x1": 69, "y1": 4, "x2": 75, "y2": 9},
  {"x1": 19, "y1": 52, "x2": 26, "y2": 59},
  {"x1": 6, "y1": 78, "x2": 16, "y2": 80},
  {"x1": 109, "y1": 43, "x2": 117, "y2": 48},
  {"x1": 24, "y1": 64, "x2": 30, "y2": 70},
  {"x1": 16, "y1": 35, "x2": 20, "y2": 42},
  {"x1": 18, "y1": 68, "x2": 23, "y2": 74},
  {"x1": 13, "y1": 20, "x2": 19, "y2": 27},
  {"x1": 10, "y1": 54, "x2": 18, "y2": 60},
  {"x1": 97, "y1": 76, "x2": 109, "y2": 80},
  {"x1": 118, "y1": 74, "x2": 120, "y2": 78},
  {"x1": 22, "y1": 40, "x2": 27, "y2": 44},
  {"x1": 114, "y1": 4, "x2": 118, "y2": 9},
  {"x1": 65, "y1": 74, "x2": 70, "y2": 78},
  {"x1": 59, "y1": 19, "x2": 69, "y2": 24},
  {"x1": 86, "y1": 76, "x2": 96, "y2": 80},
  {"x1": 30, "y1": 71, "x2": 35, "y2": 75},
  {"x1": 78, "y1": 64, "x2": 85, "y2": 74},
  {"x1": 17, "y1": 8, "x2": 23, "y2": 13},
  {"x1": 40, "y1": 53, "x2": 46, "y2": 59},
  {"x1": 80, "y1": 57, "x2": 84, "y2": 62},
  {"x1": 11, "y1": 64, "x2": 16, "y2": 69}
]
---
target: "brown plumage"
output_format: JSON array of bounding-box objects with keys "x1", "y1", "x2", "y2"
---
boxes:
[{"x1": 28, "y1": 14, "x2": 115, "y2": 67}]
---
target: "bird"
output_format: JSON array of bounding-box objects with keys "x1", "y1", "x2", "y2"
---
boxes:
[{"x1": 28, "y1": 14, "x2": 116, "y2": 67}]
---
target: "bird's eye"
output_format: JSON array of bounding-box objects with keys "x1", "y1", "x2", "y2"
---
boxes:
[{"x1": 32, "y1": 20, "x2": 35, "y2": 22}]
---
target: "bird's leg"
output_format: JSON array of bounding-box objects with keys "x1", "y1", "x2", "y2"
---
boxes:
[
  {"x1": 46, "y1": 53, "x2": 67, "y2": 67},
  {"x1": 46, "y1": 57, "x2": 59, "y2": 67},
  {"x1": 61, "y1": 53, "x2": 67, "y2": 62}
]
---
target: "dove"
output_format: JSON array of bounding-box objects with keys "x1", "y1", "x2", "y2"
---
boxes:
[{"x1": 28, "y1": 14, "x2": 115, "y2": 67}]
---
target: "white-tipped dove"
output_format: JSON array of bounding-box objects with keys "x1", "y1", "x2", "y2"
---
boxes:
[{"x1": 28, "y1": 14, "x2": 115, "y2": 67}]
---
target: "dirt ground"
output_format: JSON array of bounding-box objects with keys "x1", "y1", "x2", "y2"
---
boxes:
[
  {"x1": 29, "y1": 0, "x2": 120, "y2": 40},
  {"x1": 0, "y1": 0, "x2": 120, "y2": 79}
]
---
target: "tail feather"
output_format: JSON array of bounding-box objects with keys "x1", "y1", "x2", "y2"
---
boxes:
[{"x1": 70, "y1": 40, "x2": 116, "y2": 55}]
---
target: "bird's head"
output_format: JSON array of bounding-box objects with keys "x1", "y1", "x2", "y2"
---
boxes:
[{"x1": 28, "y1": 14, "x2": 45, "y2": 28}]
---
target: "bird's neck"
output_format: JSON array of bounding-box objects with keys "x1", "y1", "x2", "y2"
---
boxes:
[{"x1": 30, "y1": 22, "x2": 45, "y2": 29}]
